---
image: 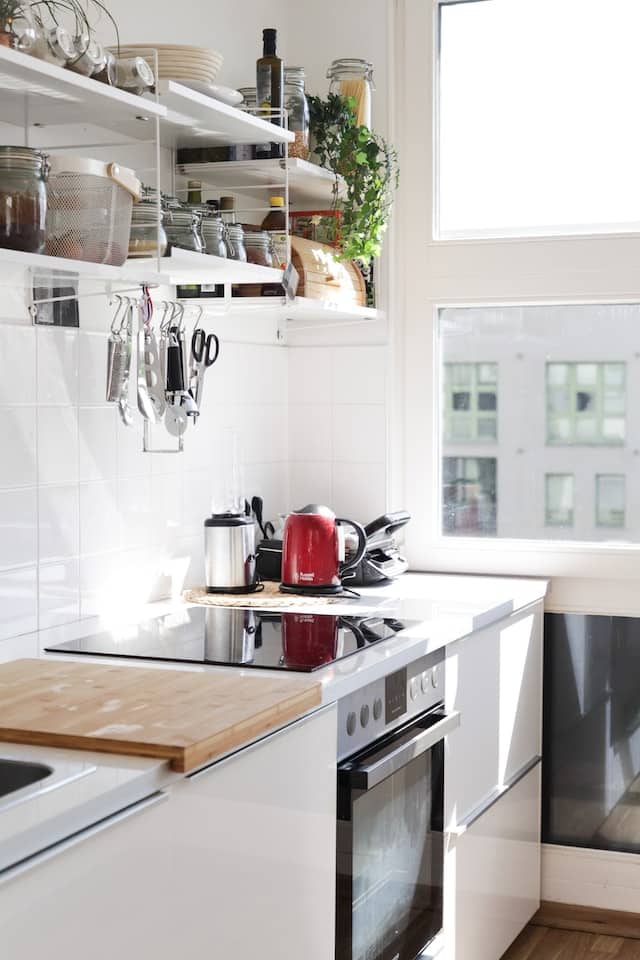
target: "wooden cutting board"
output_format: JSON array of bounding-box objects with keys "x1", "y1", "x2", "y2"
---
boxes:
[{"x1": 0, "y1": 659, "x2": 322, "y2": 773}]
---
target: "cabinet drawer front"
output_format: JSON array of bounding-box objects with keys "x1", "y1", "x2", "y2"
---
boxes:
[
  {"x1": 445, "y1": 602, "x2": 543, "y2": 824},
  {"x1": 446, "y1": 763, "x2": 541, "y2": 960}
]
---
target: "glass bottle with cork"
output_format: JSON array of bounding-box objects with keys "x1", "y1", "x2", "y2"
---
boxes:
[
  {"x1": 256, "y1": 27, "x2": 283, "y2": 159},
  {"x1": 261, "y1": 196, "x2": 288, "y2": 270}
]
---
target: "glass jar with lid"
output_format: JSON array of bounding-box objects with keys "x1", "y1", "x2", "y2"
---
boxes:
[
  {"x1": 164, "y1": 202, "x2": 204, "y2": 254},
  {"x1": 327, "y1": 58, "x2": 374, "y2": 128},
  {"x1": 115, "y1": 56, "x2": 155, "y2": 95},
  {"x1": 17, "y1": 24, "x2": 75, "y2": 66},
  {"x1": 284, "y1": 67, "x2": 310, "y2": 160},
  {"x1": 244, "y1": 231, "x2": 274, "y2": 268},
  {"x1": 128, "y1": 187, "x2": 167, "y2": 259},
  {"x1": 201, "y1": 215, "x2": 227, "y2": 258},
  {"x1": 0, "y1": 146, "x2": 49, "y2": 253},
  {"x1": 226, "y1": 223, "x2": 247, "y2": 262},
  {"x1": 68, "y1": 36, "x2": 106, "y2": 77}
]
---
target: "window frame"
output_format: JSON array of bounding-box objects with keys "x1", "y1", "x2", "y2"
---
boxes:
[{"x1": 390, "y1": 0, "x2": 640, "y2": 586}]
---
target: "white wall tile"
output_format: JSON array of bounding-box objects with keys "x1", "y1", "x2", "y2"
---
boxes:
[
  {"x1": 0, "y1": 407, "x2": 36, "y2": 489},
  {"x1": 332, "y1": 346, "x2": 387, "y2": 404},
  {"x1": 0, "y1": 324, "x2": 36, "y2": 404},
  {"x1": 37, "y1": 327, "x2": 78, "y2": 405},
  {"x1": 289, "y1": 404, "x2": 332, "y2": 462},
  {"x1": 244, "y1": 461, "x2": 290, "y2": 523},
  {"x1": 332, "y1": 404, "x2": 386, "y2": 464},
  {"x1": 182, "y1": 469, "x2": 212, "y2": 538},
  {"x1": 0, "y1": 488, "x2": 37, "y2": 570},
  {"x1": 79, "y1": 481, "x2": 120, "y2": 555},
  {"x1": 37, "y1": 405, "x2": 79, "y2": 485},
  {"x1": 78, "y1": 406, "x2": 118, "y2": 482},
  {"x1": 39, "y1": 558, "x2": 80, "y2": 629},
  {"x1": 288, "y1": 347, "x2": 333, "y2": 404},
  {"x1": 0, "y1": 566, "x2": 37, "y2": 641},
  {"x1": 79, "y1": 551, "x2": 118, "y2": 618},
  {"x1": 151, "y1": 473, "x2": 184, "y2": 546},
  {"x1": 116, "y1": 417, "x2": 152, "y2": 478},
  {"x1": 39, "y1": 484, "x2": 79, "y2": 562},
  {"x1": 289, "y1": 461, "x2": 333, "y2": 512},
  {"x1": 244, "y1": 404, "x2": 288, "y2": 463},
  {"x1": 118, "y1": 476, "x2": 153, "y2": 549},
  {"x1": 78, "y1": 332, "x2": 109, "y2": 404},
  {"x1": 0, "y1": 631, "x2": 39, "y2": 662},
  {"x1": 332, "y1": 462, "x2": 387, "y2": 523}
]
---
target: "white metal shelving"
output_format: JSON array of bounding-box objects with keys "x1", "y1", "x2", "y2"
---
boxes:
[
  {"x1": 129, "y1": 247, "x2": 283, "y2": 285},
  {"x1": 0, "y1": 246, "x2": 165, "y2": 285},
  {"x1": 177, "y1": 158, "x2": 344, "y2": 208}
]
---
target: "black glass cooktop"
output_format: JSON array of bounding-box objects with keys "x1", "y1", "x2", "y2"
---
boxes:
[{"x1": 45, "y1": 607, "x2": 417, "y2": 673}]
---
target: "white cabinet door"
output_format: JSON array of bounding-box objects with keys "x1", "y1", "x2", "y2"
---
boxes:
[
  {"x1": 0, "y1": 706, "x2": 337, "y2": 960},
  {"x1": 445, "y1": 762, "x2": 541, "y2": 960},
  {"x1": 445, "y1": 600, "x2": 543, "y2": 827}
]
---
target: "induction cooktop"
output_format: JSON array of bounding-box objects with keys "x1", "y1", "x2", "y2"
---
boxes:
[{"x1": 45, "y1": 607, "x2": 418, "y2": 673}]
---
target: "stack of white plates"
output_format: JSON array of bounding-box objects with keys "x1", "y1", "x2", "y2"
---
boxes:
[{"x1": 113, "y1": 43, "x2": 224, "y2": 84}]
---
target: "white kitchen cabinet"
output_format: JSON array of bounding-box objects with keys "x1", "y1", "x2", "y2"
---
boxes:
[
  {"x1": 444, "y1": 600, "x2": 543, "y2": 828},
  {"x1": 444, "y1": 763, "x2": 541, "y2": 960},
  {"x1": 0, "y1": 705, "x2": 337, "y2": 960}
]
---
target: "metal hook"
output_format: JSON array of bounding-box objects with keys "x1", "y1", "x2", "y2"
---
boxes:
[{"x1": 110, "y1": 295, "x2": 125, "y2": 335}]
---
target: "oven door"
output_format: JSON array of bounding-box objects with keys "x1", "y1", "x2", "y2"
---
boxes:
[{"x1": 336, "y1": 709, "x2": 460, "y2": 960}]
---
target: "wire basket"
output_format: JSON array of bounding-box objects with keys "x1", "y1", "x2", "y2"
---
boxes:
[{"x1": 46, "y1": 157, "x2": 141, "y2": 266}]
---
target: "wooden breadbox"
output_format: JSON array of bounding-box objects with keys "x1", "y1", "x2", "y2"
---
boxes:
[{"x1": 290, "y1": 236, "x2": 366, "y2": 307}]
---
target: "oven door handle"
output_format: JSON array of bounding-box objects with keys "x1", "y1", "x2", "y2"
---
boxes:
[{"x1": 342, "y1": 710, "x2": 460, "y2": 791}]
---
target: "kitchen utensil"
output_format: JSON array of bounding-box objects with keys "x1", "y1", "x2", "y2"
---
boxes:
[
  {"x1": 281, "y1": 504, "x2": 367, "y2": 595},
  {"x1": 189, "y1": 326, "x2": 220, "y2": 417},
  {"x1": 45, "y1": 155, "x2": 141, "y2": 266},
  {"x1": 165, "y1": 402, "x2": 188, "y2": 436},
  {"x1": 343, "y1": 511, "x2": 411, "y2": 587},
  {"x1": 204, "y1": 506, "x2": 259, "y2": 594},
  {"x1": 137, "y1": 293, "x2": 164, "y2": 422},
  {"x1": 117, "y1": 302, "x2": 134, "y2": 426}
]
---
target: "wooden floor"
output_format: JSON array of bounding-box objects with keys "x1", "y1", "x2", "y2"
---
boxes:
[
  {"x1": 503, "y1": 904, "x2": 640, "y2": 960},
  {"x1": 503, "y1": 926, "x2": 640, "y2": 959}
]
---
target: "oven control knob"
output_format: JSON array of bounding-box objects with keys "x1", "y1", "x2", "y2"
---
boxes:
[
  {"x1": 360, "y1": 704, "x2": 370, "y2": 728},
  {"x1": 409, "y1": 676, "x2": 419, "y2": 701},
  {"x1": 421, "y1": 670, "x2": 431, "y2": 693},
  {"x1": 346, "y1": 711, "x2": 357, "y2": 736},
  {"x1": 431, "y1": 666, "x2": 440, "y2": 689},
  {"x1": 373, "y1": 697, "x2": 383, "y2": 721}
]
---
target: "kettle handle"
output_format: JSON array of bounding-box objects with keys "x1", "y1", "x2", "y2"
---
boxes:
[{"x1": 336, "y1": 519, "x2": 367, "y2": 576}]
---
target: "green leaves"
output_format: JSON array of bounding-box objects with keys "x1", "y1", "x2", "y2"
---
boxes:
[{"x1": 308, "y1": 93, "x2": 399, "y2": 265}]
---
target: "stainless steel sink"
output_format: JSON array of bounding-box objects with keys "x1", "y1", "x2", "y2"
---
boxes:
[{"x1": 0, "y1": 759, "x2": 53, "y2": 799}]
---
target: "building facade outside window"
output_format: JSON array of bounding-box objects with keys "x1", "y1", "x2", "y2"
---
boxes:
[
  {"x1": 545, "y1": 474, "x2": 575, "y2": 527},
  {"x1": 596, "y1": 474, "x2": 625, "y2": 528},
  {"x1": 443, "y1": 363, "x2": 498, "y2": 442},
  {"x1": 547, "y1": 363, "x2": 626, "y2": 446},
  {"x1": 442, "y1": 456, "x2": 497, "y2": 536}
]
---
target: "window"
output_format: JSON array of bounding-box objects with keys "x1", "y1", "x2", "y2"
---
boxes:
[
  {"x1": 442, "y1": 457, "x2": 497, "y2": 536},
  {"x1": 545, "y1": 475, "x2": 574, "y2": 528},
  {"x1": 438, "y1": 0, "x2": 640, "y2": 237},
  {"x1": 546, "y1": 363, "x2": 626, "y2": 446},
  {"x1": 443, "y1": 363, "x2": 497, "y2": 442},
  {"x1": 596, "y1": 475, "x2": 625, "y2": 528}
]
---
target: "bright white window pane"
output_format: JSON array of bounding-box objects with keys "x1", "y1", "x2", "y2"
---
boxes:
[
  {"x1": 439, "y1": 0, "x2": 640, "y2": 237},
  {"x1": 576, "y1": 364, "x2": 598, "y2": 387},
  {"x1": 545, "y1": 474, "x2": 574, "y2": 527},
  {"x1": 548, "y1": 389, "x2": 569, "y2": 414},
  {"x1": 603, "y1": 418, "x2": 625, "y2": 441},
  {"x1": 604, "y1": 393, "x2": 625, "y2": 415},
  {"x1": 478, "y1": 363, "x2": 497, "y2": 384},
  {"x1": 575, "y1": 419, "x2": 598, "y2": 442},
  {"x1": 548, "y1": 418, "x2": 571, "y2": 442},
  {"x1": 604, "y1": 364, "x2": 625, "y2": 387},
  {"x1": 548, "y1": 364, "x2": 568, "y2": 386},
  {"x1": 596, "y1": 475, "x2": 625, "y2": 527},
  {"x1": 477, "y1": 418, "x2": 497, "y2": 439}
]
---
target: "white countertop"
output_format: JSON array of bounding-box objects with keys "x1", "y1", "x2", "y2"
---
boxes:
[{"x1": 0, "y1": 572, "x2": 547, "y2": 875}]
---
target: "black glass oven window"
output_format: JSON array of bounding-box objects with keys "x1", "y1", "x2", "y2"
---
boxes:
[{"x1": 338, "y1": 744, "x2": 443, "y2": 960}]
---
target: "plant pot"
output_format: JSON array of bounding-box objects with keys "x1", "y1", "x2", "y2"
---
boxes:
[{"x1": 0, "y1": 20, "x2": 17, "y2": 47}]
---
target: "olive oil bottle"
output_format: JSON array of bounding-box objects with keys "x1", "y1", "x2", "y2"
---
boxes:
[{"x1": 256, "y1": 28, "x2": 283, "y2": 160}]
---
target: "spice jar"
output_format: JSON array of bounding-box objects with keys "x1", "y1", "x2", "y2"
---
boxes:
[
  {"x1": 327, "y1": 58, "x2": 374, "y2": 128},
  {"x1": 244, "y1": 231, "x2": 274, "y2": 268},
  {"x1": 115, "y1": 56, "x2": 155, "y2": 96},
  {"x1": 201, "y1": 216, "x2": 227, "y2": 258},
  {"x1": 68, "y1": 36, "x2": 106, "y2": 77},
  {"x1": 164, "y1": 203, "x2": 204, "y2": 253},
  {"x1": 0, "y1": 147, "x2": 49, "y2": 253},
  {"x1": 284, "y1": 67, "x2": 310, "y2": 160},
  {"x1": 94, "y1": 50, "x2": 117, "y2": 86},
  {"x1": 226, "y1": 223, "x2": 247, "y2": 262},
  {"x1": 128, "y1": 188, "x2": 167, "y2": 259}
]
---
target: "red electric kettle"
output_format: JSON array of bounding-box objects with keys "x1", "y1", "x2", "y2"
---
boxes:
[{"x1": 280, "y1": 504, "x2": 367, "y2": 595}]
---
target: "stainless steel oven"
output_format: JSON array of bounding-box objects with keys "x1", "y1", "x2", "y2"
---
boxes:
[{"x1": 335, "y1": 651, "x2": 459, "y2": 960}]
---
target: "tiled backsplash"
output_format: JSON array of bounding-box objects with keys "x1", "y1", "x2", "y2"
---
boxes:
[{"x1": 0, "y1": 292, "x2": 388, "y2": 642}]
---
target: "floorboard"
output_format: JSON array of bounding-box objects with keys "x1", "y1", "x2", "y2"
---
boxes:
[{"x1": 503, "y1": 927, "x2": 640, "y2": 960}]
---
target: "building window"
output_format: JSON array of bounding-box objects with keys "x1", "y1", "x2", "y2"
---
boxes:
[
  {"x1": 545, "y1": 474, "x2": 574, "y2": 527},
  {"x1": 444, "y1": 363, "x2": 497, "y2": 442},
  {"x1": 438, "y1": 0, "x2": 640, "y2": 238},
  {"x1": 442, "y1": 457, "x2": 497, "y2": 536},
  {"x1": 546, "y1": 363, "x2": 626, "y2": 446},
  {"x1": 596, "y1": 475, "x2": 625, "y2": 528}
]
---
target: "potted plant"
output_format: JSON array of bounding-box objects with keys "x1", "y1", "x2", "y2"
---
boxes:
[
  {"x1": 0, "y1": 0, "x2": 24, "y2": 46},
  {"x1": 308, "y1": 92, "x2": 399, "y2": 266}
]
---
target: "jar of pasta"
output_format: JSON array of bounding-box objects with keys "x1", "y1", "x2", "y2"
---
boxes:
[{"x1": 327, "y1": 59, "x2": 374, "y2": 129}]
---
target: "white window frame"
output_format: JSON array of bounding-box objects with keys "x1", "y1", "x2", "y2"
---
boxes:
[{"x1": 389, "y1": 0, "x2": 640, "y2": 589}]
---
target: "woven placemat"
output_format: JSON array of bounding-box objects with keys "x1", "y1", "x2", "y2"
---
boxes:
[{"x1": 183, "y1": 581, "x2": 344, "y2": 608}]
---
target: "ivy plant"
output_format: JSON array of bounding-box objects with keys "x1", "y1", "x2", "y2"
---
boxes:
[{"x1": 308, "y1": 93, "x2": 399, "y2": 264}]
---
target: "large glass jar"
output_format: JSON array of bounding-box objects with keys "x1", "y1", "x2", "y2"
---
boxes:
[
  {"x1": 164, "y1": 204, "x2": 204, "y2": 253},
  {"x1": 244, "y1": 231, "x2": 274, "y2": 267},
  {"x1": 0, "y1": 147, "x2": 49, "y2": 253},
  {"x1": 201, "y1": 216, "x2": 227, "y2": 258},
  {"x1": 226, "y1": 223, "x2": 247, "y2": 262},
  {"x1": 327, "y1": 58, "x2": 374, "y2": 128},
  {"x1": 128, "y1": 188, "x2": 167, "y2": 259},
  {"x1": 284, "y1": 67, "x2": 310, "y2": 160}
]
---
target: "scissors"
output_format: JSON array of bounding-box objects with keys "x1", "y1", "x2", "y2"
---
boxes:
[{"x1": 189, "y1": 326, "x2": 220, "y2": 416}]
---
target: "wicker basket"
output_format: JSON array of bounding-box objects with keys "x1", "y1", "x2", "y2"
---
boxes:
[{"x1": 46, "y1": 156, "x2": 141, "y2": 266}]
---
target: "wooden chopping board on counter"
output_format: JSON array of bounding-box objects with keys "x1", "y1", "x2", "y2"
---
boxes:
[{"x1": 0, "y1": 659, "x2": 321, "y2": 773}]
